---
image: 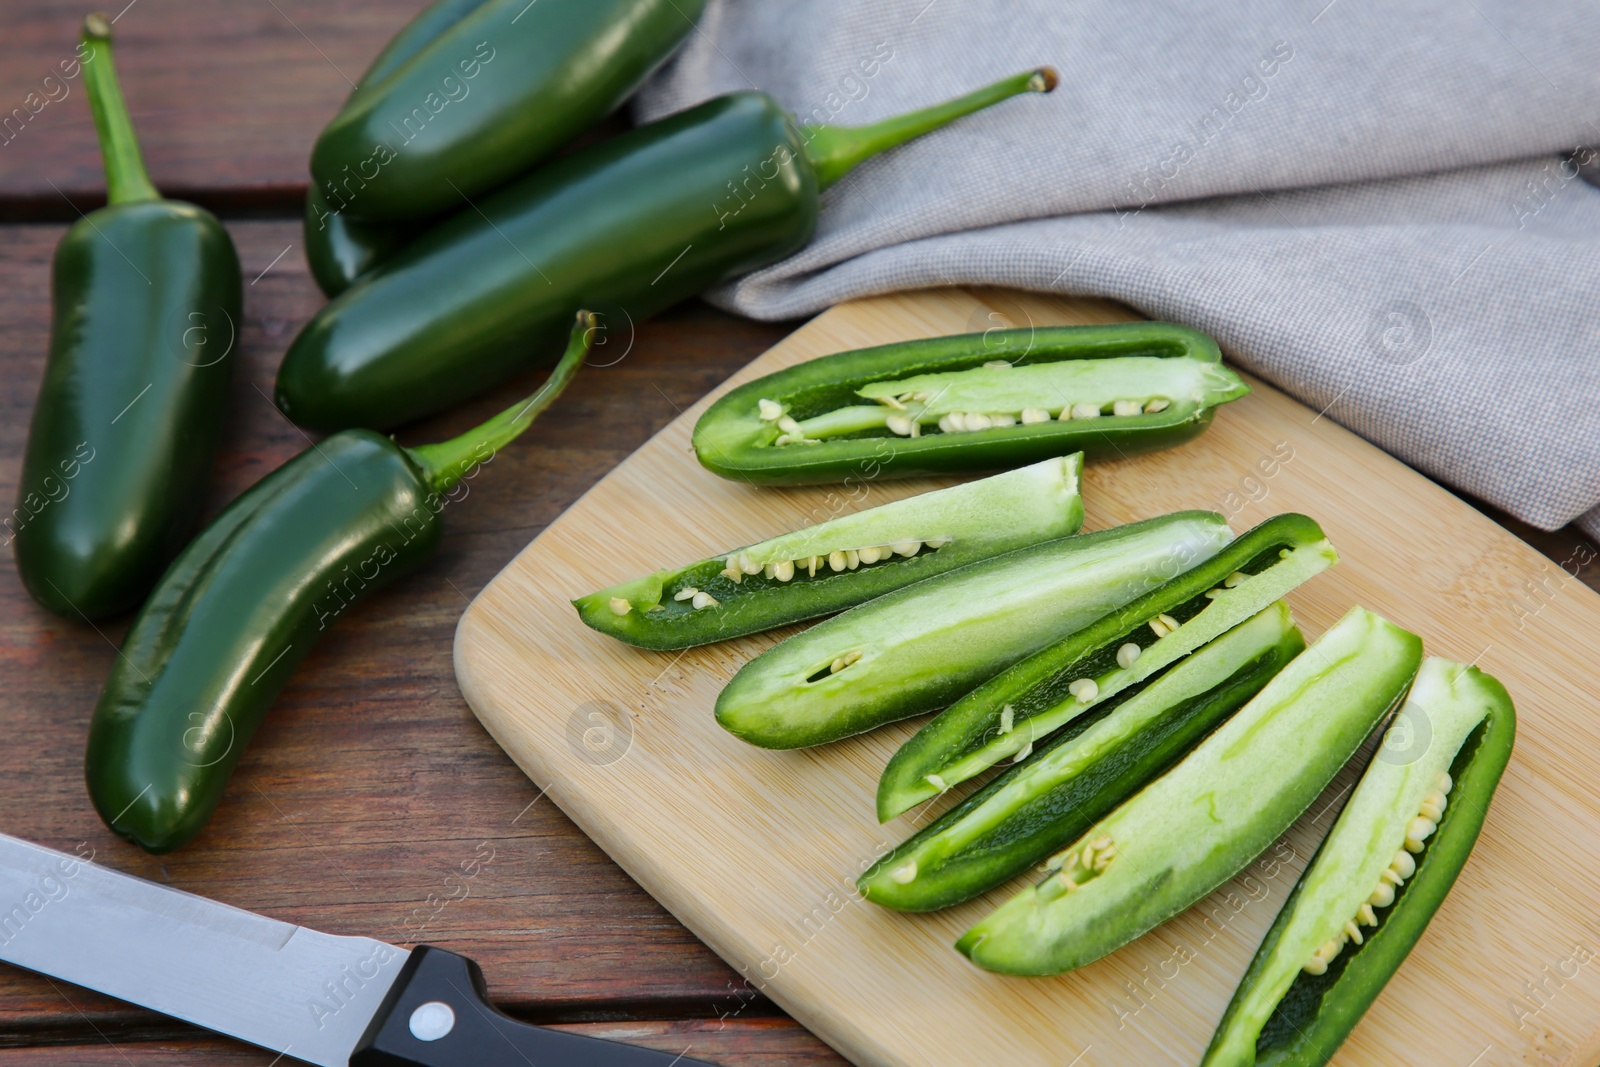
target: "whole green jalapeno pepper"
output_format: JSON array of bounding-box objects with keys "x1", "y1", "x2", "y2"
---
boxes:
[
  {"x1": 277, "y1": 68, "x2": 1057, "y2": 432},
  {"x1": 84, "y1": 314, "x2": 593, "y2": 853},
  {"x1": 859, "y1": 602, "x2": 1305, "y2": 912},
  {"x1": 309, "y1": 0, "x2": 707, "y2": 223},
  {"x1": 877, "y1": 513, "x2": 1339, "y2": 820},
  {"x1": 693, "y1": 323, "x2": 1249, "y2": 484},
  {"x1": 714, "y1": 511, "x2": 1234, "y2": 751},
  {"x1": 956, "y1": 606, "x2": 1424, "y2": 977},
  {"x1": 575, "y1": 455, "x2": 1084, "y2": 650},
  {"x1": 304, "y1": 0, "x2": 492, "y2": 296},
  {"x1": 1201, "y1": 657, "x2": 1514, "y2": 1067},
  {"x1": 12, "y1": 16, "x2": 241, "y2": 620}
]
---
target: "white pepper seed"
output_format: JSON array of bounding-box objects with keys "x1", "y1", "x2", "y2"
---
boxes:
[
  {"x1": 1144, "y1": 398, "x2": 1170, "y2": 413},
  {"x1": 925, "y1": 773, "x2": 949, "y2": 792},
  {"x1": 1112, "y1": 400, "x2": 1142, "y2": 417},
  {"x1": 892, "y1": 539, "x2": 921, "y2": 557},
  {"x1": 673, "y1": 587, "x2": 699, "y2": 601},
  {"x1": 859, "y1": 546, "x2": 882, "y2": 565},
  {"x1": 1224, "y1": 571, "x2": 1247, "y2": 587},
  {"x1": 1071, "y1": 402, "x2": 1102, "y2": 420},
  {"x1": 1068, "y1": 678, "x2": 1098, "y2": 703},
  {"x1": 774, "y1": 559, "x2": 795, "y2": 582},
  {"x1": 1157, "y1": 613, "x2": 1180, "y2": 632},
  {"x1": 984, "y1": 360, "x2": 1011, "y2": 369},
  {"x1": 1116, "y1": 643, "x2": 1142, "y2": 669},
  {"x1": 1021, "y1": 408, "x2": 1051, "y2": 424},
  {"x1": 691, "y1": 591, "x2": 718, "y2": 609},
  {"x1": 777, "y1": 415, "x2": 802, "y2": 435},
  {"x1": 890, "y1": 861, "x2": 918, "y2": 884},
  {"x1": 828, "y1": 550, "x2": 847, "y2": 572},
  {"x1": 1000, "y1": 705, "x2": 1014, "y2": 734},
  {"x1": 886, "y1": 414, "x2": 914, "y2": 436},
  {"x1": 845, "y1": 549, "x2": 861, "y2": 570},
  {"x1": 608, "y1": 598, "x2": 631, "y2": 615},
  {"x1": 1012, "y1": 741, "x2": 1033, "y2": 763},
  {"x1": 757, "y1": 398, "x2": 784, "y2": 421}
]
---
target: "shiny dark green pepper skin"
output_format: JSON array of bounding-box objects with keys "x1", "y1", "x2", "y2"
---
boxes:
[
  {"x1": 280, "y1": 92, "x2": 815, "y2": 431},
  {"x1": 85, "y1": 315, "x2": 592, "y2": 853},
  {"x1": 84, "y1": 432, "x2": 441, "y2": 851},
  {"x1": 303, "y1": 0, "x2": 493, "y2": 296},
  {"x1": 13, "y1": 23, "x2": 242, "y2": 620},
  {"x1": 309, "y1": 0, "x2": 705, "y2": 222},
  {"x1": 692, "y1": 323, "x2": 1249, "y2": 485}
]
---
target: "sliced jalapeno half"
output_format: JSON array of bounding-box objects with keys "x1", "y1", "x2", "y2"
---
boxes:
[
  {"x1": 1200, "y1": 657, "x2": 1515, "y2": 1067},
  {"x1": 955, "y1": 606, "x2": 1423, "y2": 977},
  {"x1": 859, "y1": 601, "x2": 1305, "y2": 912},
  {"x1": 575, "y1": 455, "x2": 1084, "y2": 650},
  {"x1": 715, "y1": 511, "x2": 1233, "y2": 749},
  {"x1": 693, "y1": 323, "x2": 1249, "y2": 485},
  {"x1": 878, "y1": 513, "x2": 1337, "y2": 820}
]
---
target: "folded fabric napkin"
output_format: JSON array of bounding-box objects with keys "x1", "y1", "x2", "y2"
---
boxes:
[{"x1": 636, "y1": 0, "x2": 1600, "y2": 538}]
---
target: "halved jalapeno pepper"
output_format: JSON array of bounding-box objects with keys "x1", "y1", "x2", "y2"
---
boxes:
[
  {"x1": 715, "y1": 511, "x2": 1234, "y2": 750},
  {"x1": 692, "y1": 323, "x2": 1249, "y2": 485},
  {"x1": 576, "y1": 455, "x2": 1084, "y2": 650},
  {"x1": 956, "y1": 606, "x2": 1423, "y2": 976},
  {"x1": 878, "y1": 513, "x2": 1337, "y2": 820},
  {"x1": 1200, "y1": 657, "x2": 1515, "y2": 1066},
  {"x1": 859, "y1": 601, "x2": 1305, "y2": 912}
]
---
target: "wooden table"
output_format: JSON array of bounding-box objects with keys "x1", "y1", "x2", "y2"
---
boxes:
[{"x1": 0, "y1": 3, "x2": 1592, "y2": 1063}]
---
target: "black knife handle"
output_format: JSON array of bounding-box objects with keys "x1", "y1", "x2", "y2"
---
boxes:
[{"x1": 350, "y1": 945, "x2": 722, "y2": 1066}]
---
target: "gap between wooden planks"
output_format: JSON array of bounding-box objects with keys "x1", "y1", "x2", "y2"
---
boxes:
[{"x1": 457, "y1": 287, "x2": 1600, "y2": 1067}]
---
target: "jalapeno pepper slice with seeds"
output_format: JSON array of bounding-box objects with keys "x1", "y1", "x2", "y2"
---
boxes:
[
  {"x1": 859, "y1": 601, "x2": 1305, "y2": 912},
  {"x1": 1200, "y1": 657, "x2": 1514, "y2": 1067},
  {"x1": 692, "y1": 323, "x2": 1248, "y2": 485},
  {"x1": 878, "y1": 513, "x2": 1337, "y2": 820},
  {"x1": 575, "y1": 455, "x2": 1084, "y2": 650},
  {"x1": 956, "y1": 606, "x2": 1423, "y2": 976},
  {"x1": 715, "y1": 511, "x2": 1234, "y2": 750},
  {"x1": 84, "y1": 315, "x2": 593, "y2": 853}
]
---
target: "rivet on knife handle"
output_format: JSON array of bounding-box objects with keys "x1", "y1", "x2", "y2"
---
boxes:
[{"x1": 350, "y1": 946, "x2": 723, "y2": 1066}]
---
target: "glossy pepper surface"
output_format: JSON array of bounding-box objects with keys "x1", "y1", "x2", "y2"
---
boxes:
[
  {"x1": 859, "y1": 602, "x2": 1304, "y2": 912},
  {"x1": 303, "y1": 0, "x2": 491, "y2": 296},
  {"x1": 693, "y1": 323, "x2": 1248, "y2": 484},
  {"x1": 1201, "y1": 657, "x2": 1514, "y2": 1067},
  {"x1": 277, "y1": 68, "x2": 1056, "y2": 432},
  {"x1": 715, "y1": 511, "x2": 1233, "y2": 750},
  {"x1": 877, "y1": 512, "x2": 1338, "y2": 819},
  {"x1": 13, "y1": 16, "x2": 241, "y2": 619},
  {"x1": 310, "y1": 0, "x2": 707, "y2": 222},
  {"x1": 957, "y1": 606, "x2": 1424, "y2": 977},
  {"x1": 575, "y1": 456, "x2": 1084, "y2": 649},
  {"x1": 85, "y1": 315, "x2": 593, "y2": 853}
]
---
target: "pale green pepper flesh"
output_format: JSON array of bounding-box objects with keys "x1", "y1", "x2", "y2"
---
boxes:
[
  {"x1": 715, "y1": 511, "x2": 1234, "y2": 749},
  {"x1": 956, "y1": 606, "x2": 1423, "y2": 977},
  {"x1": 573, "y1": 456, "x2": 1083, "y2": 650},
  {"x1": 878, "y1": 513, "x2": 1337, "y2": 820},
  {"x1": 1202, "y1": 657, "x2": 1516, "y2": 1067},
  {"x1": 859, "y1": 601, "x2": 1305, "y2": 912}
]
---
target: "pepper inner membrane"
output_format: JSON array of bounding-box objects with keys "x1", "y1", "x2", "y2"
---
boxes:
[{"x1": 1252, "y1": 720, "x2": 1488, "y2": 1054}]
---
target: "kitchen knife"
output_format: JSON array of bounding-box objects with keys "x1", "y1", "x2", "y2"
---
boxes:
[{"x1": 0, "y1": 831, "x2": 720, "y2": 1065}]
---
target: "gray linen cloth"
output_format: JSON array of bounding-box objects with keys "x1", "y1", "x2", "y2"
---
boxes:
[{"x1": 635, "y1": 0, "x2": 1600, "y2": 538}]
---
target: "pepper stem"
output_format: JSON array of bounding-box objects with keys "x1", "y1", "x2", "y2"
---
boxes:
[
  {"x1": 802, "y1": 67, "x2": 1057, "y2": 191},
  {"x1": 80, "y1": 14, "x2": 159, "y2": 205},
  {"x1": 408, "y1": 311, "x2": 595, "y2": 493}
]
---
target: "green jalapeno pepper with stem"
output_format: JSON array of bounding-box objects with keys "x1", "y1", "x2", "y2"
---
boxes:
[
  {"x1": 310, "y1": 0, "x2": 706, "y2": 223},
  {"x1": 575, "y1": 455, "x2": 1084, "y2": 650},
  {"x1": 860, "y1": 601, "x2": 1305, "y2": 912},
  {"x1": 693, "y1": 323, "x2": 1249, "y2": 484},
  {"x1": 304, "y1": 0, "x2": 492, "y2": 296},
  {"x1": 277, "y1": 68, "x2": 1057, "y2": 432},
  {"x1": 84, "y1": 313, "x2": 594, "y2": 854},
  {"x1": 1201, "y1": 657, "x2": 1514, "y2": 1067},
  {"x1": 878, "y1": 512, "x2": 1338, "y2": 820},
  {"x1": 714, "y1": 510, "x2": 1233, "y2": 750},
  {"x1": 957, "y1": 606, "x2": 1424, "y2": 977},
  {"x1": 13, "y1": 15, "x2": 242, "y2": 620}
]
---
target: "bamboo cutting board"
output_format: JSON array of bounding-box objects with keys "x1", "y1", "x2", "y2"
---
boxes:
[{"x1": 455, "y1": 288, "x2": 1600, "y2": 1067}]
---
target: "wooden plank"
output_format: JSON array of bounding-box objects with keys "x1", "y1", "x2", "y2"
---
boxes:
[
  {"x1": 0, "y1": 1018, "x2": 847, "y2": 1064},
  {"x1": 455, "y1": 286, "x2": 1600, "y2": 1066},
  {"x1": 0, "y1": 219, "x2": 799, "y2": 1035},
  {"x1": 0, "y1": 1, "x2": 435, "y2": 212}
]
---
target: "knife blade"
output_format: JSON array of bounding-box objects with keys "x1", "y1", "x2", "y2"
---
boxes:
[{"x1": 0, "y1": 832, "x2": 719, "y2": 1066}]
